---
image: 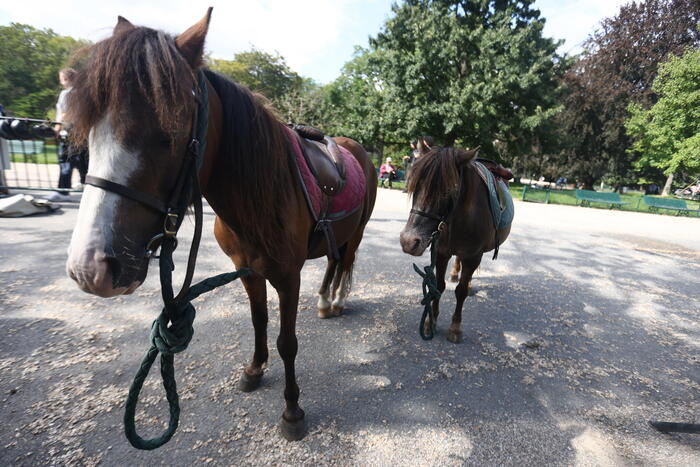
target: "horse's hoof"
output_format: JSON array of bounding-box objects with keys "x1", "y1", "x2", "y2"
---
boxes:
[
  {"x1": 318, "y1": 307, "x2": 332, "y2": 319},
  {"x1": 449, "y1": 274, "x2": 459, "y2": 283},
  {"x1": 279, "y1": 416, "x2": 307, "y2": 441},
  {"x1": 447, "y1": 329, "x2": 462, "y2": 344},
  {"x1": 238, "y1": 370, "x2": 263, "y2": 392},
  {"x1": 330, "y1": 305, "x2": 343, "y2": 317}
]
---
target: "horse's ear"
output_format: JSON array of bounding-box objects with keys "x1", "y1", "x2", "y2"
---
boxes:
[
  {"x1": 459, "y1": 146, "x2": 480, "y2": 164},
  {"x1": 114, "y1": 16, "x2": 135, "y2": 36},
  {"x1": 176, "y1": 7, "x2": 213, "y2": 68}
]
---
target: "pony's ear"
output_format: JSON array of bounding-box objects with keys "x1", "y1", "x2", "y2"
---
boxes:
[
  {"x1": 114, "y1": 16, "x2": 135, "y2": 36},
  {"x1": 176, "y1": 7, "x2": 213, "y2": 68},
  {"x1": 458, "y1": 146, "x2": 480, "y2": 165}
]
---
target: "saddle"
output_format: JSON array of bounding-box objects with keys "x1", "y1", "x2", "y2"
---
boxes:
[
  {"x1": 476, "y1": 158, "x2": 514, "y2": 185},
  {"x1": 291, "y1": 125, "x2": 346, "y2": 196}
]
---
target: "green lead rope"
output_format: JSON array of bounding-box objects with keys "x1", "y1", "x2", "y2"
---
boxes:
[
  {"x1": 123, "y1": 266, "x2": 251, "y2": 450},
  {"x1": 413, "y1": 230, "x2": 443, "y2": 340}
]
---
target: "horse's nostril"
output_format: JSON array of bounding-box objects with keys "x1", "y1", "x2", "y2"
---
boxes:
[
  {"x1": 413, "y1": 238, "x2": 421, "y2": 250},
  {"x1": 104, "y1": 256, "x2": 122, "y2": 283}
]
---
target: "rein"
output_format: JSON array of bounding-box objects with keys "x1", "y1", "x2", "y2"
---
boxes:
[
  {"x1": 84, "y1": 70, "x2": 250, "y2": 450},
  {"x1": 410, "y1": 208, "x2": 448, "y2": 340}
]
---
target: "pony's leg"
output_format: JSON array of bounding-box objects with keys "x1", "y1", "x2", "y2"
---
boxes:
[
  {"x1": 274, "y1": 273, "x2": 306, "y2": 440},
  {"x1": 449, "y1": 257, "x2": 461, "y2": 282},
  {"x1": 331, "y1": 237, "x2": 361, "y2": 316},
  {"x1": 447, "y1": 254, "x2": 482, "y2": 343},
  {"x1": 238, "y1": 272, "x2": 269, "y2": 392},
  {"x1": 424, "y1": 253, "x2": 449, "y2": 337},
  {"x1": 317, "y1": 258, "x2": 339, "y2": 319}
]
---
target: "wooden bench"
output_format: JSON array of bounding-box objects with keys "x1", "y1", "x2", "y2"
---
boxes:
[
  {"x1": 575, "y1": 190, "x2": 629, "y2": 209},
  {"x1": 643, "y1": 196, "x2": 699, "y2": 216}
]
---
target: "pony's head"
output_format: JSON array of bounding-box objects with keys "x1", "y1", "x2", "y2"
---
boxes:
[
  {"x1": 400, "y1": 146, "x2": 479, "y2": 256},
  {"x1": 66, "y1": 9, "x2": 212, "y2": 297}
]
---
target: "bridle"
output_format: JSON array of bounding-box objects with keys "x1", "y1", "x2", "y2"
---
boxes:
[{"x1": 84, "y1": 69, "x2": 209, "y2": 300}]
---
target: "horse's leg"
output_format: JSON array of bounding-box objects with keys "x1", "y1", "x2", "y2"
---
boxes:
[
  {"x1": 238, "y1": 272, "x2": 269, "y2": 392},
  {"x1": 331, "y1": 234, "x2": 362, "y2": 316},
  {"x1": 447, "y1": 254, "x2": 482, "y2": 343},
  {"x1": 274, "y1": 273, "x2": 306, "y2": 440},
  {"x1": 317, "y1": 257, "x2": 339, "y2": 319},
  {"x1": 424, "y1": 252, "x2": 449, "y2": 337},
  {"x1": 449, "y1": 257, "x2": 461, "y2": 282}
]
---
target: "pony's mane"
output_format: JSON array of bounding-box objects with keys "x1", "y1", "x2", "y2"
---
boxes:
[
  {"x1": 67, "y1": 27, "x2": 195, "y2": 145},
  {"x1": 407, "y1": 147, "x2": 468, "y2": 208},
  {"x1": 202, "y1": 69, "x2": 294, "y2": 258}
]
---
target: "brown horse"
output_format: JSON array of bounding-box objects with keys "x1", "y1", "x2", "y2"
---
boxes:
[
  {"x1": 64, "y1": 9, "x2": 376, "y2": 440},
  {"x1": 399, "y1": 147, "x2": 511, "y2": 343}
]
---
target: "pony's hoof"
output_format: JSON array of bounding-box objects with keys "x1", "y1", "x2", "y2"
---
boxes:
[
  {"x1": 330, "y1": 305, "x2": 344, "y2": 317},
  {"x1": 238, "y1": 370, "x2": 263, "y2": 392},
  {"x1": 447, "y1": 329, "x2": 462, "y2": 344},
  {"x1": 449, "y1": 274, "x2": 459, "y2": 283},
  {"x1": 279, "y1": 416, "x2": 307, "y2": 441},
  {"x1": 318, "y1": 307, "x2": 332, "y2": 319}
]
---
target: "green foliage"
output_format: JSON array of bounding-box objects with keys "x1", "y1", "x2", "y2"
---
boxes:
[
  {"x1": 555, "y1": 0, "x2": 700, "y2": 186},
  {"x1": 0, "y1": 23, "x2": 86, "y2": 117},
  {"x1": 627, "y1": 48, "x2": 700, "y2": 177},
  {"x1": 367, "y1": 0, "x2": 564, "y2": 164},
  {"x1": 324, "y1": 47, "x2": 389, "y2": 151},
  {"x1": 209, "y1": 48, "x2": 303, "y2": 101}
]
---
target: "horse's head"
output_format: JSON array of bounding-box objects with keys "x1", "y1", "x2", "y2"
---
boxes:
[
  {"x1": 400, "y1": 146, "x2": 479, "y2": 256},
  {"x1": 66, "y1": 10, "x2": 212, "y2": 297}
]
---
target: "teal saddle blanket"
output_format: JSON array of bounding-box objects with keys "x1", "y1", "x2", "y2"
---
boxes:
[{"x1": 473, "y1": 161, "x2": 514, "y2": 230}]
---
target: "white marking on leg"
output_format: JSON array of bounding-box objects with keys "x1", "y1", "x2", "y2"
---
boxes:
[
  {"x1": 317, "y1": 290, "x2": 331, "y2": 310},
  {"x1": 332, "y1": 270, "x2": 351, "y2": 309}
]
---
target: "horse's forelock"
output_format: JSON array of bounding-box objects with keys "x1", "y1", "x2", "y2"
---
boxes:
[
  {"x1": 67, "y1": 27, "x2": 195, "y2": 147},
  {"x1": 407, "y1": 147, "x2": 463, "y2": 209}
]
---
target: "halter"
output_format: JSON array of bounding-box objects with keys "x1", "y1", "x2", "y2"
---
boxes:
[{"x1": 84, "y1": 69, "x2": 209, "y2": 298}]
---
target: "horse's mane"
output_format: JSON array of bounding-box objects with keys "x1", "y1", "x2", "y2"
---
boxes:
[
  {"x1": 67, "y1": 27, "x2": 195, "y2": 145},
  {"x1": 202, "y1": 69, "x2": 294, "y2": 258},
  {"x1": 407, "y1": 147, "x2": 467, "y2": 208}
]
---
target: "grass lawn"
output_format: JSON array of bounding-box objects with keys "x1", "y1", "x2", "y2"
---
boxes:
[
  {"x1": 10, "y1": 145, "x2": 59, "y2": 164},
  {"x1": 512, "y1": 182, "x2": 700, "y2": 217},
  {"x1": 380, "y1": 180, "x2": 699, "y2": 218}
]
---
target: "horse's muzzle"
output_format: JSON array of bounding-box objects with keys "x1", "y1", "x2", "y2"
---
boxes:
[
  {"x1": 400, "y1": 230, "x2": 429, "y2": 256},
  {"x1": 66, "y1": 248, "x2": 142, "y2": 297}
]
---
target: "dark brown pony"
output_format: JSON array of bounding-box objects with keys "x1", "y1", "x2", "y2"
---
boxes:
[
  {"x1": 400, "y1": 147, "x2": 511, "y2": 343},
  {"x1": 65, "y1": 10, "x2": 376, "y2": 440}
]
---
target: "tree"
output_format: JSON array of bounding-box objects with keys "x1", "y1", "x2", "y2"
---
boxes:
[
  {"x1": 324, "y1": 47, "x2": 390, "y2": 156},
  {"x1": 209, "y1": 48, "x2": 303, "y2": 102},
  {"x1": 367, "y1": 0, "x2": 564, "y2": 166},
  {"x1": 0, "y1": 24, "x2": 86, "y2": 117},
  {"x1": 626, "y1": 48, "x2": 700, "y2": 188},
  {"x1": 555, "y1": 0, "x2": 700, "y2": 189}
]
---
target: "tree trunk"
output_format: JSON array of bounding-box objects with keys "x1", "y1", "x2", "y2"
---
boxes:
[{"x1": 662, "y1": 173, "x2": 674, "y2": 196}]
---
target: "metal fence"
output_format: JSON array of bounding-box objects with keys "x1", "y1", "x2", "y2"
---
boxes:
[{"x1": 0, "y1": 116, "x2": 83, "y2": 192}]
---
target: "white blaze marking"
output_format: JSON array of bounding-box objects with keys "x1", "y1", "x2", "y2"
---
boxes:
[{"x1": 69, "y1": 115, "x2": 140, "y2": 257}]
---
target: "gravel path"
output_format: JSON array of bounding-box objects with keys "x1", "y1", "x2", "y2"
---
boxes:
[{"x1": 1, "y1": 189, "x2": 698, "y2": 466}]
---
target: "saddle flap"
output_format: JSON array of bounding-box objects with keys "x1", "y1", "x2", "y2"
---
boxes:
[{"x1": 297, "y1": 134, "x2": 346, "y2": 197}]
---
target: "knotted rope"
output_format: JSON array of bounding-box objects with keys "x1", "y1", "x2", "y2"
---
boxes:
[
  {"x1": 124, "y1": 268, "x2": 250, "y2": 450},
  {"x1": 413, "y1": 228, "x2": 444, "y2": 340}
]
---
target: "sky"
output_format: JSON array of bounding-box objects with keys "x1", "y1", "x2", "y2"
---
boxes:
[{"x1": 0, "y1": 0, "x2": 629, "y2": 84}]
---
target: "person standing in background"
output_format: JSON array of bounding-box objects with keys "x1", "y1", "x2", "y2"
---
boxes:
[
  {"x1": 0, "y1": 104, "x2": 10, "y2": 195},
  {"x1": 402, "y1": 140, "x2": 419, "y2": 192},
  {"x1": 49, "y1": 68, "x2": 88, "y2": 202}
]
